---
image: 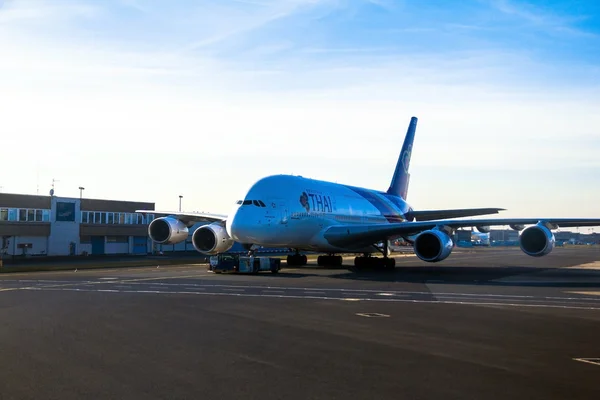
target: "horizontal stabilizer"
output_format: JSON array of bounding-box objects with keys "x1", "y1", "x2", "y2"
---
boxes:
[{"x1": 408, "y1": 208, "x2": 505, "y2": 221}]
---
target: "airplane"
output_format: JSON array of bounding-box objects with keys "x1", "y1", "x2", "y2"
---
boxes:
[{"x1": 136, "y1": 116, "x2": 600, "y2": 269}]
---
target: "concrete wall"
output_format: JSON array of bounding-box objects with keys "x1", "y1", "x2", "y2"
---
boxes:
[
  {"x1": 105, "y1": 242, "x2": 129, "y2": 254},
  {"x1": 0, "y1": 193, "x2": 51, "y2": 209},
  {"x1": 3, "y1": 236, "x2": 48, "y2": 256}
]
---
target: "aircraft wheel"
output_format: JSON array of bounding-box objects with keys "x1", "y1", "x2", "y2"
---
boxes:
[
  {"x1": 385, "y1": 257, "x2": 395, "y2": 269},
  {"x1": 317, "y1": 256, "x2": 324, "y2": 266},
  {"x1": 336, "y1": 256, "x2": 343, "y2": 266},
  {"x1": 286, "y1": 255, "x2": 296, "y2": 267},
  {"x1": 301, "y1": 255, "x2": 307, "y2": 265}
]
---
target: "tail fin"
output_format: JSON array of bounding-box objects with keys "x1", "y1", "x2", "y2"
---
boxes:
[{"x1": 387, "y1": 116, "x2": 417, "y2": 200}]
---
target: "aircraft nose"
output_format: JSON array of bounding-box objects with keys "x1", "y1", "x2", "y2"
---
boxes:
[{"x1": 227, "y1": 212, "x2": 249, "y2": 242}]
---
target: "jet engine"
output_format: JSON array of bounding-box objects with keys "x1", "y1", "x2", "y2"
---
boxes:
[
  {"x1": 519, "y1": 223, "x2": 555, "y2": 257},
  {"x1": 192, "y1": 223, "x2": 234, "y2": 255},
  {"x1": 148, "y1": 217, "x2": 188, "y2": 244},
  {"x1": 413, "y1": 229, "x2": 454, "y2": 262}
]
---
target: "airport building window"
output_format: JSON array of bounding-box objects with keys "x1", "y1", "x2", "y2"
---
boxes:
[
  {"x1": 79, "y1": 211, "x2": 150, "y2": 225},
  {"x1": 0, "y1": 208, "x2": 51, "y2": 222},
  {"x1": 8, "y1": 209, "x2": 17, "y2": 221}
]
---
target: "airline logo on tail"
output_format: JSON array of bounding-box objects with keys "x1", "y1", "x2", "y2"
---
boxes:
[{"x1": 401, "y1": 144, "x2": 412, "y2": 173}]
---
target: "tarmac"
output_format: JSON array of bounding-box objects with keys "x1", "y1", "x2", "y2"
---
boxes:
[{"x1": 1, "y1": 247, "x2": 599, "y2": 400}]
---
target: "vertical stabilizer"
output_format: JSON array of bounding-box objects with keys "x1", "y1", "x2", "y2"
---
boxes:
[{"x1": 387, "y1": 116, "x2": 417, "y2": 200}]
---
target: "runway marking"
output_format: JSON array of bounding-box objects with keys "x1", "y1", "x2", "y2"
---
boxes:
[
  {"x1": 8, "y1": 280, "x2": 600, "y2": 303},
  {"x1": 356, "y1": 313, "x2": 390, "y2": 318},
  {"x1": 568, "y1": 262, "x2": 600, "y2": 270},
  {"x1": 573, "y1": 358, "x2": 600, "y2": 367},
  {"x1": 376, "y1": 293, "x2": 395, "y2": 296},
  {"x1": 566, "y1": 291, "x2": 600, "y2": 297},
  {"x1": 21, "y1": 287, "x2": 600, "y2": 310},
  {"x1": 110, "y1": 283, "x2": 600, "y2": 302}
]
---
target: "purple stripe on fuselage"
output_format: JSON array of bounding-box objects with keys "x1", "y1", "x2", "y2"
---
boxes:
[{"x1": 343, "y1": 185, "x2": 406, "y2": 223}]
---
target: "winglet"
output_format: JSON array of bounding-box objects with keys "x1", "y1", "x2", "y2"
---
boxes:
[{"x1": 387, "y1": 116, "x2": 417, "y2": 200}]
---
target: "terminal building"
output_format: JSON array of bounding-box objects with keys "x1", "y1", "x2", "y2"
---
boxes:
[{"x1": 0, "y1": 192, "x2": 156, "y2": 257}]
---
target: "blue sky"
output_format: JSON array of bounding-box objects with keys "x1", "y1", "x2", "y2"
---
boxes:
[{"x1": 0, "y1": 0, "x2": 599, "y2": 219}]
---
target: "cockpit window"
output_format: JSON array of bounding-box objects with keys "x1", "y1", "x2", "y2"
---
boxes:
[{"x1": 239, "y1": 200, "x2": 266, "y2": 207}]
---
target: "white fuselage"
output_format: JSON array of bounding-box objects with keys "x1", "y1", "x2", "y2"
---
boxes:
[{"x1": 226, "y1": 175, "x2": 413, "y2": 252}]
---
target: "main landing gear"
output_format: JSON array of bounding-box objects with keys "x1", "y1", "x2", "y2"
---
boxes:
[
  {"x1": 287, "y1": 250, "x2": 307, "y2": 267},
  {"x1": 353, "y1": 255, "x2": 395, "y2": 270},
  {"x1": 317, "y1": 254, "x2": 343, "y2": 267}
]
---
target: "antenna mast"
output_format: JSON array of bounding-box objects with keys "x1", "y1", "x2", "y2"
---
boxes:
[{"x1": 50, "y1": 178, "x2": 59, "y2": 196}]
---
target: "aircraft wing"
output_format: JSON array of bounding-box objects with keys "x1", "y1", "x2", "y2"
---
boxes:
[
  {"x1": 408, "y1": 208, "x2": 505, "y2": 221},
  {"x1": 135, "y1": 210, "x2": 227, "y2": 225},
  {"x1": 324, "y1": 218, "x2": 600, "y2": 248}
]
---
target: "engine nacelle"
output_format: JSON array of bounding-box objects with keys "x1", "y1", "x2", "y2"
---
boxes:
[
  {"x1": 148, "y1": 217, "x2": 188, "y2": 244},
  {"x1": 519, "y1": 223, "x2": 555, "y2": 257},
  {"x1": 475, "y1": 225, "x2": 491, "y2": 233},
  {"x1": 192, "y1": 223, "x2": 234, "y2": 255},
  {"x1": 413, "y1": 229, "x2": 454, "y2": 262}
]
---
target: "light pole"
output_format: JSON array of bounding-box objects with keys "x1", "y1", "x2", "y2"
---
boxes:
[
  {"x1": 179, "y1": 195, "x2": 183, "y2": 212},
  {"x1": 79, "y1": 186, "x2": 85, "y2": 199}
]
